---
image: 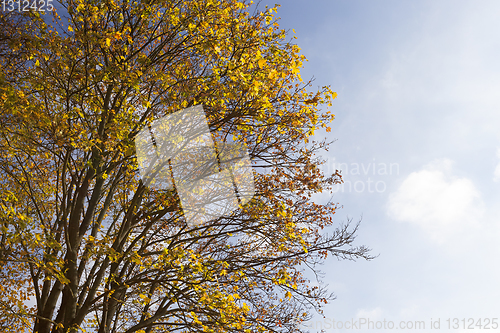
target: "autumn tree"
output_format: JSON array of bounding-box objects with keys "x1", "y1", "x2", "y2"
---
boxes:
[{"x1": 0, "y1": 1, "x2": 372, "y2": 332}]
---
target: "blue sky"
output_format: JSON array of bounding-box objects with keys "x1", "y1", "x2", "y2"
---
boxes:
[{"x1": 259, "y1": 1, "x2": 500, "y2": 331}]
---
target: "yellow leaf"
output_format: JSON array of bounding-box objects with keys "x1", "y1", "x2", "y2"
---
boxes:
[
  {"x1": 258, "y1": 58, "x2": 266, "y2": 69},
  {"x1": 106, "y1": 38, "x2": 111, "y2": 47}
]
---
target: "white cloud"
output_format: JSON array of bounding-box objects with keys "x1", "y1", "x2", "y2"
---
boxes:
[
  {"x1": 494, "y1": 165, "x2": 500, "y2": 182},
  {"x1": 387, "y1": 159, "x2": 484, "y2": 244}
]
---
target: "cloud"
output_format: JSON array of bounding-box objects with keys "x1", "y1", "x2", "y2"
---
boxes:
[
  {"x1": 387, "y1": 159, "x2": 484, "y2": 243},
  {"x1": 494, "y1": 165, "x2": 500, "y2": 182}
]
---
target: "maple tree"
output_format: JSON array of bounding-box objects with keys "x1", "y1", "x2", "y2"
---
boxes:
[{"x1": 0, "y1": 1, "x2": 373, "y2": 332}]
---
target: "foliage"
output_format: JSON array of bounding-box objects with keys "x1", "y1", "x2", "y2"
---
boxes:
[{"x1": 0, "y1": 1, "x2": 372, "y2": 332}]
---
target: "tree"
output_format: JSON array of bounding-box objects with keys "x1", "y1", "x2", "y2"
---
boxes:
[{"x1": 0, "y1": 1, "x2": 373, "y2": 332}]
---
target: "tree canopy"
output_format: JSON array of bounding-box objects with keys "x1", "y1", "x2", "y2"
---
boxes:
[{"x1": 0, "y1": 1, "x2": 372, "y2": 332}]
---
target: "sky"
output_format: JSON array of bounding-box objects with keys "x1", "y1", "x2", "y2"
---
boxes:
[{"x1": 258, "y1": 0, "x2": 500, "y2": 332}]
